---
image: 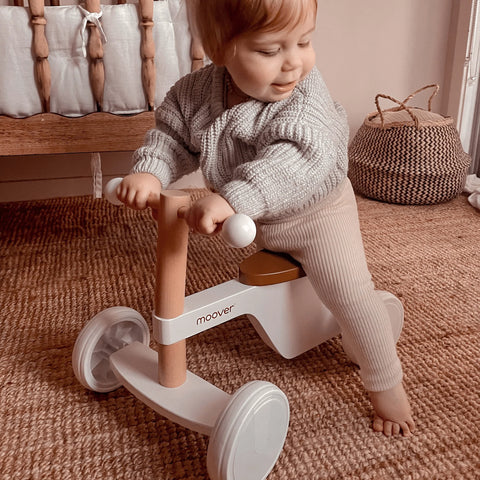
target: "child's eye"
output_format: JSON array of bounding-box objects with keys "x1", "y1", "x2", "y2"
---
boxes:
[
  {"x1": 298, "y1": 40, "x2": 311, "y2": 48},
  {"x1": 257, "y1": 49, "x2": 280, "y2": 56}
]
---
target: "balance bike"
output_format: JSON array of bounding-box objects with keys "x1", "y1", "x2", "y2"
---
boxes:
[{"x1": 72, "y1": 179, "x2": 404, "y2": 480}]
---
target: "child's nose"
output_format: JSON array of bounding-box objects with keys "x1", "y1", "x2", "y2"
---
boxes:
[{"x1": 282, "y1": 51, "x2": 302, "y2": 71}]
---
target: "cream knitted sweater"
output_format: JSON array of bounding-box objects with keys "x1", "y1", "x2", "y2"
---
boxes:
[{"x1": 132, "y1": 64, "x2": 349, "y2": 222}]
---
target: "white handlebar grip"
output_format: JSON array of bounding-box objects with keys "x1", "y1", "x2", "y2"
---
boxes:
[
  {"x1": 104, "y1": 177, "x2": 124, "y2": 205},
  {"x1": 222, "y1": 214, "x2": 256, "y2": 248}
]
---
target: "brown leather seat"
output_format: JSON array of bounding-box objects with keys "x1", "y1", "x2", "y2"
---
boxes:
[{"x1": 239, "y1": 250, "x2": 306, "y2": 286}]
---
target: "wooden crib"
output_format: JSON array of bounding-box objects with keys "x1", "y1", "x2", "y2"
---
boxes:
[{"x1": 0, "y1": 0, "x2": 203, "y2": 164}]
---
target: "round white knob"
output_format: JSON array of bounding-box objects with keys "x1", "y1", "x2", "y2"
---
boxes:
[
  {"x1": 104, "y1": 177, "x2": 124, "y2": 205},
  {"x1": 222, "y1": 214, "x2": 256, "y2": 248}
]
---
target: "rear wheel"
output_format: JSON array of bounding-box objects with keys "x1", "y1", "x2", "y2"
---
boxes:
[{"x1": 72, "y1": 306, "x2": 150, "y2": 392}]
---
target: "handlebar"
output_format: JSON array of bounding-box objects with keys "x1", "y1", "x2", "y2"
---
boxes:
[
  {"x1": 104, "y1": 177, "x2": 124, "y2": 206},
  {"x1": 104, "y1": 177, "x2": 256, "y2": 248},
  {"x1": 221, "y1": 214, "x2": 256, "y2": 249}
]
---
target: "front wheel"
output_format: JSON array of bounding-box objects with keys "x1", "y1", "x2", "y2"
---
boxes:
[
  {"x1": 72, "y1": 307, "x2": 150, "y2": 392},
  {"x1": 207, "y1": 381, "x2": 289, "y2": 480}
]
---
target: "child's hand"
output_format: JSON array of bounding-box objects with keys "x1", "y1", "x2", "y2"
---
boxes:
[
  {"x1": 117, "y1": 173, "x2": 162, "y2": 210},
  {"x1": 181, "y1": 193, "x2": 235, "y2": 235}
]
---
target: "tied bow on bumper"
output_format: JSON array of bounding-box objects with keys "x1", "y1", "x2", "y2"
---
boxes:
[{"x1": 78, "y1": 5, "x2": 108, "y2": 57}]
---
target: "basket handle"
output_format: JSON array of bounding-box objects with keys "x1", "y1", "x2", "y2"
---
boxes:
[
  {"x1": 374, "y1": 84, "x2": 440, "y2": 128},
  {"x1": 401, "y1": 84, "x2": 439, "y2": 111}
]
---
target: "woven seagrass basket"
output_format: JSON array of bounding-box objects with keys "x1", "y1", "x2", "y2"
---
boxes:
[{"x1": 348, "y1": 84, "x2": 471, "y2": 205}]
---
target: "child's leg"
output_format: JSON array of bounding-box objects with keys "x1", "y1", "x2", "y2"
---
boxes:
[{"x1": 257, "y1": 179, "x2": 414, "y2": 436}]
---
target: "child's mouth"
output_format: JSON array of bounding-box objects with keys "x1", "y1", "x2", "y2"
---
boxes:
[{"x1": 271, "y1": 81, "x2": 297, "y2": 93}]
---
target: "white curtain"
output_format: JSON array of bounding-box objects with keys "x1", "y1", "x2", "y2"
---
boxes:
[
  {"x1": 457, "y1": 0, "x2": 480, "y2": 173},
  {"x1": 470, "y1": 86, "x2": 480, "y2": 174}
]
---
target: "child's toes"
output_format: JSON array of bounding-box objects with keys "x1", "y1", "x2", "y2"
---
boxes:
[
  {"x1": 383, "y1": 420, "x2": 394, "y2": 436},
  {"x1": 373, "y1": 415, "x2": 384, "y2": 432},
  {"x1": 400, "y1": 421, "x2": 414, "y2": 437}
]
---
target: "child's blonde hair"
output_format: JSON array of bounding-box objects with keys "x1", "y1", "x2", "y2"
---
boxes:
[{"x1": 195, "y1": 0, "x2": 317, "y2": 64}]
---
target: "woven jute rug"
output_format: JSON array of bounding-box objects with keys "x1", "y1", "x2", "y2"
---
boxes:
[{"x1": 0, "y1": 190, "x2": 479, "y2": 479}]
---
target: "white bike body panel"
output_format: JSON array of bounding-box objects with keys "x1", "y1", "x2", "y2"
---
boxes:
[{"x1": 153, "y1": 276, "x2": 340, "y2": 359}]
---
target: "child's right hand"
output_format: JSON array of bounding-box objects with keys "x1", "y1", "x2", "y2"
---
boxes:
[{"x1": 116, "y1": 173, "x2": 162, "y2": 211}]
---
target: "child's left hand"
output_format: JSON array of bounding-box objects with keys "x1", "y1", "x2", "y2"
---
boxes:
[{"x1": 180, "y1": 193, "x2": 235, "y2": 235}]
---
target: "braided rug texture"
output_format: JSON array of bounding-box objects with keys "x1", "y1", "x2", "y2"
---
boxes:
[{"x1": 0, "y1": 190, "x2": 479, "y2": 479}]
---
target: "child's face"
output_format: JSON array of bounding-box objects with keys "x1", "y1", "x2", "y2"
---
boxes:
[{"x1": 223, "y1": 8, "x2": 316, "y2": 103}]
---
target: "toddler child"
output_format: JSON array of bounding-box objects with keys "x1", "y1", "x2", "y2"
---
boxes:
[{"x1": 117, "y1": 0, "x2": 415, "y2": 437}]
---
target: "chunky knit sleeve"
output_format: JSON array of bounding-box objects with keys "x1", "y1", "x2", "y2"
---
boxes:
[
  {"x1": 131, "y1": 67, "x2": 212, "y2": 187},
  {"x1": 219, "y1": 75, "x2": 350, "y2": 221}
]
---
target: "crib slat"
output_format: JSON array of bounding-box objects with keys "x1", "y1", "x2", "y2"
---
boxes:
[
  {"x1": 29, "y1": 0, "x2": 51, "y2": 112},
  {"x1": 0, "y1": 112, "x2": 155, "y2": 156},
  {"x1": 85, "y1": 0, "x2": 105, "y2": 112},
  {"x1": 139, "y1": 0, "x2": 156, "y2": 111},
  {"x1": 186, "y1": 0, "x2": 204, "y2": 71}
]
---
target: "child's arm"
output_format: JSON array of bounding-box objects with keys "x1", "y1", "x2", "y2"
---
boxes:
[
  {"x1": 117, "y1": 172, "x2": 162, "y2": 211},
  {"x1": 219, "y1": 132, "x2": 346, "y2": 221},
  {"x1": 220, "y1": 102, "x2": 349, "y2": 221},
  {"x1": 180, "y1": 193, "x2": 235, "y2": 235},
  {"x1": 131, "y1": 70, "x2": 208, "y2": 189}
]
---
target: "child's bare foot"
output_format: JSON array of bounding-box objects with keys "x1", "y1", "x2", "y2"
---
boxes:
[{"x1": 369, "y1": 382, "x2": 415, "y2": 437}]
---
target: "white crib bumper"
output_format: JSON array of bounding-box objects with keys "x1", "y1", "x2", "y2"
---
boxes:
[{"x1": 0, "y1": 0, "x2": 191, "y2": 118}]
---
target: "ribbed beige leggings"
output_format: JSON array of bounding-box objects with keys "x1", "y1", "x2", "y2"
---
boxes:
[{"x1": 256, "y1": 179, "x2": 403, "y2": 392}]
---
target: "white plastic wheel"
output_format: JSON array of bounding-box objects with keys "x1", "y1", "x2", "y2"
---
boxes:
[
  {"x1": 342, "y1": 291, "x2": 404, "y2": 365},
  {"x1": 207, "y1": 381, "x2": 289, "y2": 480},
  {"x1": 72, "y1": 306, "x2": 150, "y2": 392}
]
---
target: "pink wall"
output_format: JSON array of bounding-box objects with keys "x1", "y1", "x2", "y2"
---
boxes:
[{"x1": 314, "y1": 0, "x2": 455, "y2": 137}]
